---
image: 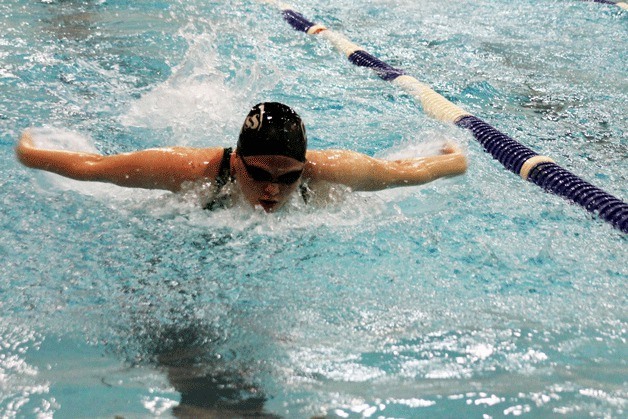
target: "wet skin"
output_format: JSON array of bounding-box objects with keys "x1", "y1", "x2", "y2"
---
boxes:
[{"x1": 235, "y1": 154, "x2": 305, "y2": 213}]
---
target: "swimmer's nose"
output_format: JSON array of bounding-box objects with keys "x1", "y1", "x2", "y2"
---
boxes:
[{"x1": 264, "y1": 182, "x2": 280, "y2": 195}]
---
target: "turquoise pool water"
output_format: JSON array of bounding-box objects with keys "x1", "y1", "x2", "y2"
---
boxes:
[{"x1": 1, "y1": 0, "x2": 626, "y2": 417}]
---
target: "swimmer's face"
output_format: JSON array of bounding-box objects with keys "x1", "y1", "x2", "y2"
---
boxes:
[{"x1": 236, "y1": 154, "x2": 305, "y2": 213}]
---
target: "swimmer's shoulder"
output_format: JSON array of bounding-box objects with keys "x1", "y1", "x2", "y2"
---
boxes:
[
  {"x1": 305, "y1": 149, "x2": 335, "y2": 160},
  {"x1": 304, "y1": 149, "x2": 340, "y2": 172},
  {"x1": 304, "y1": 149, "x2": 355, "y2": 182},
  {"x1": 164, "y1": 146, "x2": 229, "y2": 181},
  {"x1": 304, "y1": 149, "x2": 327, "y2": 181}
]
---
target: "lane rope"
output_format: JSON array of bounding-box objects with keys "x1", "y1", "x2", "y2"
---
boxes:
[
  {"x1": 585, "y1": 0, "x2": 628, "y2": 10},
  {"x1": 258, "y1": 0, "x2": 628, "y2": 233}
]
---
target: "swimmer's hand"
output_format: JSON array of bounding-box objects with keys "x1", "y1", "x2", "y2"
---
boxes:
[
  {"x1": 441, "y1": 141, "x2": 463, "y2": 155},
  {"x1": 15, "y1": 130, "x2": 37, "y2": 167}
]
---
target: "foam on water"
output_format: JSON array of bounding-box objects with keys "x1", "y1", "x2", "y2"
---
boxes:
[{"x1": 120, "y1": 28, "x2": 243, "y2": 145}]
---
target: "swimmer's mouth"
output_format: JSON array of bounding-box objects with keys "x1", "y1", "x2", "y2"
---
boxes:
[{"x1": 258, "y1": 199, "x2": 279, "y2": 212}]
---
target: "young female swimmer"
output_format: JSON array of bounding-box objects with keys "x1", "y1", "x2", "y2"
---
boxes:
[{"x1": 16, "y1": 102, "x2": 467, "y2": 212}]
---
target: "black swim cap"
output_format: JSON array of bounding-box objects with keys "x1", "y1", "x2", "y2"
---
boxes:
[{"x1": 237, "y1": 102, "x2": 307, "y2": 162}]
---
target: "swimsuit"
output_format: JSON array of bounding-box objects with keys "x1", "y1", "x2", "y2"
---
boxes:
[
  {"x1": 203, "y1": 147, "x2": 233, "y2": 211},
  {"x1": 203, "y1": 147, "x2": 310, "y2": 211}
]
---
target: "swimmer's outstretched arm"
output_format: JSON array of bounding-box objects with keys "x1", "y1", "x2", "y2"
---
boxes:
[
  {"x1": 16, "y1": 130, "x2": 224, "y2": 191},
  {"x1": 305, "y1": 143, "x2": 467, "y2": 191}
]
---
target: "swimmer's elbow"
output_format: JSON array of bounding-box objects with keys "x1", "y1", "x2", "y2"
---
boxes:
[{"x1": 77, "y1": 159, "x2": 108, "y2": 181}]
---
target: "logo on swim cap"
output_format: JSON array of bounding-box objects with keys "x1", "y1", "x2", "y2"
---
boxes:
[
  {"x1": 237, "y1": 102, "x2": 307, "y2": 162},
  {"x1": 244, "y1": 104, "x2": 264, "y2": 131}
]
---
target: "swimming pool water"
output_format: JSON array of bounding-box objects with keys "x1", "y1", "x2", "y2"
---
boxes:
[{"x1": 1, "y1": 0, "x2": 626, "y2": 417}]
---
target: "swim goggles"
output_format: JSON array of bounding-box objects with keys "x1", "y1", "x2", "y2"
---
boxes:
[{"x1": 239, "y1": 154, "x2": 303, "y2": 185}]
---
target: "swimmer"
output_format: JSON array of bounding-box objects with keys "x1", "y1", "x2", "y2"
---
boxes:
[{"x1": 16, "y1": 102, "x2": 467, "y2": 212}]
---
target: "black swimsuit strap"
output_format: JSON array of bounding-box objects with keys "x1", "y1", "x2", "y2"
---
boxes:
[
  {"x1": 203, "y1": 147, "x2": 232, "y2": 211},
  {"x1": 215, "y1": 147, "x2": 233, "y2": 188}
]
